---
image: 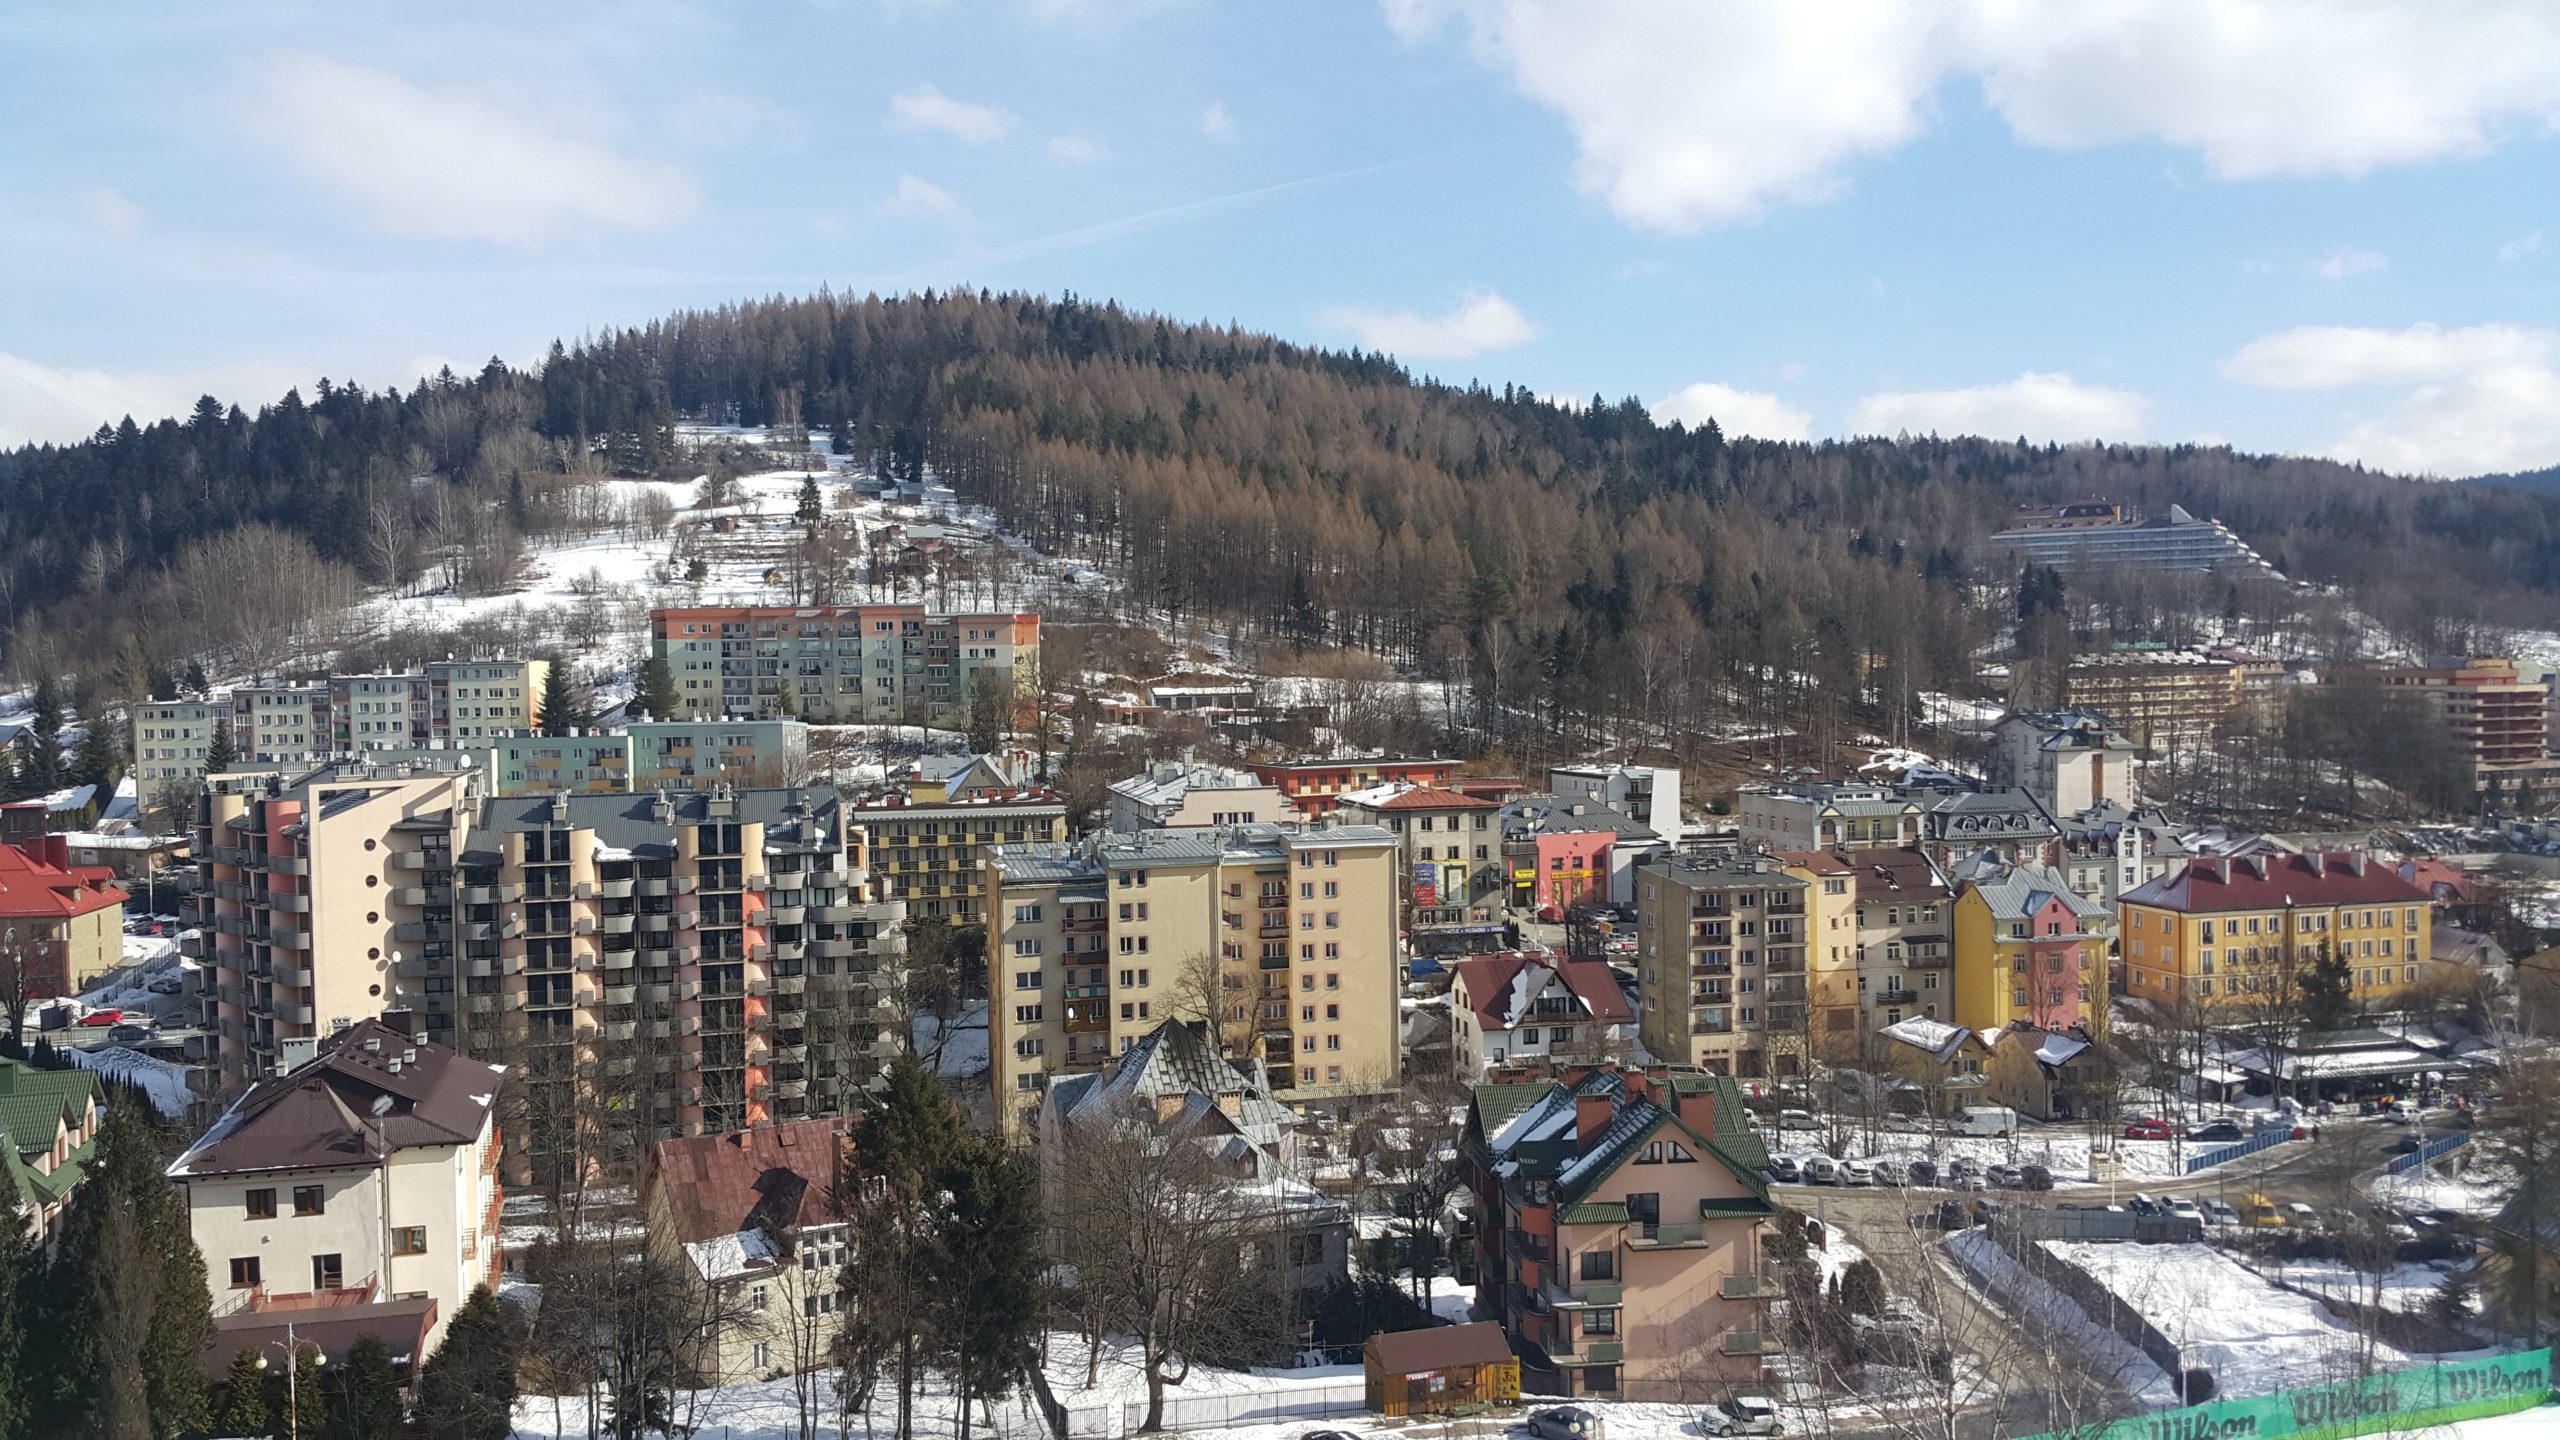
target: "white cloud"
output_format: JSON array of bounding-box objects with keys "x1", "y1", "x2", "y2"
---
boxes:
[
  {"x1": 2500, "y1": 230, "x2": 2547, "y2": 261},
  {"x1": 2308, "y1": 247, "x2": 2386, "y2": 281},
  {"x1": 2220, "y1": 321, "x2": 2560, "y2": 474},
  {"x1": 1316, "y1": 290, "x2": 1537, "y2": 360},
  {"x1": 242, "y1": 53, "x2": 697, "y2": 244},
  {"x1": 1046, "y1": 134, "x2": 1108, "y2": 163},
  {"x1": 76, "y1": 185, "x2": 142, "y2": 238},
  {"x1": 1648, "y1": 382, "x2": 1812, "y2": 441},
  {"x1": 1847, "y1": 372, "x2": 2149, "y2": 442},
  {"x1": 1200, "y1": 101, "x2": 1236, "y2": 140},
  {"x1": 882, "y1": 175, "x2": 967, "y2": 220},
  {"x1": 888, "y1": 85, "x2": 1012, "y2": 144},
  {"x1": 0, "y1": 352, "x2": 300, "y2": 449},
  {"x1": 2217, "y1": 322, "x2": 2554, "y2": 389},
  {"x1": 1389, "y1": 1, "x2": 2560, "y2": 231}
]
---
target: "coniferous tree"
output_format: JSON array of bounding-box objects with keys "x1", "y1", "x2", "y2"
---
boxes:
[
  {"x1": 204, "y1": 719, "x2": 237, "y2": 776},
  {"x1": 629, "y1": 655, "x2": 679, "y2": 723},
  {"x1": 43, "y1": 1105, "x2": 213, "y2": 1436},
  {"x1": 69, "y1": 715, "x2": 120, "y2": 794},
  {"x1": 216, "y1": 1346, "x2": 271, "y2": 1439},
  {"x1": 844, "y1": 1055, "x2": 970, "y2": 1439},
  {"x1": 536, "y1": 662, "x2": 594, "y2": 736},
  {"x1": 0, "y1": 1205, "x2": 31, "y2": 1440},
  {"x1": 322, "y1": 1332, "x2": 404, "y2": 1440},
  {"x1": 413, "y1": 1286, "x2": 518, "y2": 1440},
  {"x1": 796, "y1": 473, "x2": 824, "y2": 529},
  {"x1": 939, "y1": 1139, "x2": 1045, "y2": 1440}
]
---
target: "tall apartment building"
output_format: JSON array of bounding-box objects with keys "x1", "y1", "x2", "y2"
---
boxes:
[
  {"x1": 134, "y1": 700, "x2": 222, "y2": 803},
  {"x1": 1244, "y1": 757, "x2": 1456, "y2": 817},
  {"x1": 491, "y1": 721, "x2": 812, "y2": 796},
  {"x1": 1633, "y1": 857, "x2": 1811, "y2": 1080},
  {"x1": 1773, "y1": 847, "x2": 1953, "y2": 1042},
  {"x1": 2119, "y1": 852, "x2": 2434, "y2": 1009},
  {"x1": 649, "y1": 605, "x2": 1038, "y2": 726},
  {"x1": 985, "y1": 823, "x2": 1400, "y2": 1135},
  {"x1": 2375, "y1": 656, "x2": 2560, "y2": 811},
  {"x1": 2064, "y1": 650, "x2": 2243, "y2": 750},
  {"x1": 230, "y1": 683, "x2": 334, "y2": 763},
  {"x1": 194, "y1": 766, "x2": 905, "y2": 1141},
  {"x1": 1332, "y1": 784, "x2": 1506, "y2": 953},
  {"x1": 138, "y1": 659, "x2": 547, "y2": 802},
  {"x1": 849, "y1": 785, "x2": 1068, "y2": 922}
]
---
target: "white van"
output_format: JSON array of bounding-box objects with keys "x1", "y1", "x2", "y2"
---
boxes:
[{"x1": 1952, "y1": 1106, "x2": 2020, "y2": 1138}]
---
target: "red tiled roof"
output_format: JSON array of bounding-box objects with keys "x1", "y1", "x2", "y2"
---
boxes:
[
  {"x1": 1450, "y1": 951, "x2": 1633, "y2": 1033},
  {"x1": 0, "y1": 840, "x2": 128, "y2": 921},
  {"x1": 1369, "y1": 787, "x2": 1500, "y2": 811},
  {"x1": 648, "y1": 1117, "x2": 852, "y2": 1245},
  {"x1": 2122, "y1": 851, "x2": 2429, "y2": 914}
]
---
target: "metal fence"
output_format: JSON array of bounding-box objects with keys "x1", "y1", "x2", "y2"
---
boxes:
[
  {"x1": 2386, "y1": 1131, "x2": 2469, "y2": 1176},
  {"x1": 2183, "y1": 1122, "x2": 2293, "y2": 1174}
]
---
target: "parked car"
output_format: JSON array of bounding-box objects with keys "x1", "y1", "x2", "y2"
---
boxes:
[
  {"x1": 1697, "y1": 1395, "x2": 1782, "y2": 1436},
  {"x1": 1766, "y1": 1155, "x2": 1803, "y2": 1184},
  {"x1": 2386, "y1": 1100, "x2": 2424, "y2": 1124},
  {"x1": 106, "y1": 1023, "x2": 153, "y2": 1044},
  {"x1": 1945, "y1": 1155, "x2": 1982, "y2": 1180},
  {"x1": 145, "y1": 976, "x2": 184, "y2": 996},
  {"x1": 1905, "y1": 1158, "x2": 1940, "y2": 1188},
  {"x1": 2390, "y1": 1133, "x2": 2428, "y2": 1155},
  {"x1": 1985, "y1": 1163, "x2": 2026, "y2": 1189},
  {"x1": 1528, "y1": 1407, "x2": 1603, "y2": 1440},
  {"x1": 2123, "y1": 1118, "x2": 2173, "y2": 1140},
  {"x1": 1946, "y1": 1170, "x2": 1986, "y2": 1192},
  {"x1": 1934, "y1": 1199, "x2": 1972, "y2": 1229},
  {"x1": 76, "y1": 1009, "x2": 122, "y2": 1027},
  {"x1": 1952, "y1": 1105, "x2": 2020, "y2": 1138},
  {"x1": 2236, "y1": 1193, "x2": 2286, "y2": 1227},
  {"x1": 2017, "y1": 1163, "x2": 2055, "y2": 1191},
  {"x1": 1777, "y1": 1109, "x2": 1819, "y2": 1130},
  {"x1": 1839, "y1": 1158, "x2": 1876, "y2": 1187},
  {"x1": 1971, "y1": 1198, "x2": 2005, "y2": 1224},
  {"x1": 2187, "y1": 1118, "x2": 2245, "y2": 1142},
  {"x1": 2198, "y1": 1199, "x2": 2239, "y2": 1226},
  {"x1": 1303, "y1": 1430, "x2": 1362, "y2": 1440},
  {"x1": 1800, "y1": 1155, "x2": 1840, "y2": 1186},
  {"x1": 1871, "y1": 1158, "x2": 1910, "y2": 1187},
  {"x1": 2128, "y1": 1192, "x2": 2160, "y2": 1216}
]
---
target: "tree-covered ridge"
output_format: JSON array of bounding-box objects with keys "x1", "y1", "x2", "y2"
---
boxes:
[{"x1": 7, "y1": 289, "x2": 2560, "y2": 718}]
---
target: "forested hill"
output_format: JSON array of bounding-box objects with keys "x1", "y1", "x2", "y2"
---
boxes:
[
  {"x1": 7, "y1": 290, "x2": 2560, "y2": 728},
  {"x1": 2470, "y1": 465, "x2": 2560, "y2": 502}
]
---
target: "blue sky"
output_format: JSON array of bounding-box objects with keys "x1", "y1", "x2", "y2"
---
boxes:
[{"x1": 5, "y1": 1, "x2": 2560, "y2": 475}]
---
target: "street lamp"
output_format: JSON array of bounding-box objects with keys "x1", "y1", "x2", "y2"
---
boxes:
[{"x1": 254, "y1": 1321, "x2": 318, "y2": 1440}]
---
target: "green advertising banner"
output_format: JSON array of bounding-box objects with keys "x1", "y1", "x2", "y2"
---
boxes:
[{"x1": 2024, "y1": 1349, "x2": 2550, "y2": 1440}]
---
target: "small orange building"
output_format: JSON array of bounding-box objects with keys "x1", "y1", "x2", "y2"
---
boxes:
[{"x1": 1364, "y1": 1322, "x2": 1519, "y2": 1416}]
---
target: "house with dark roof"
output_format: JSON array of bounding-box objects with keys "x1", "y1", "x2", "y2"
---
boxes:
[
  {"x1": 642, "y1": 1116, "x2": 855, "y2": 1382},
  {"x1": 0, "y1": 1056, "x2": 102, "y2": 1249},
  {"x1": 1446, "y1": 952, "x2": 1636, "y2": 1079},
  {"x1": 1463, "y1": 1063, "x2": 1775, "y2": 1401},
  {"x1": 170, "y1": 1016, "x2": 504, "y2": 1358}
]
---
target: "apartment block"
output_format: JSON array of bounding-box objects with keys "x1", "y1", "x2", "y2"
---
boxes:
[
  {"x1": 335, "y1": 658, "x2": 549, "y2": 751},
  {"x1": 1243, "y1": 756, "x2": 1456, "y2": 818},
  {"x1": 0, "y1": 835, "x2": 132, "y2": 996},
  {"x1": 133, "y1": 700, "x2": 221, "y2": 804},
  {"x1": 193, "y1": 767, "x2": 905, "y2": 1142},
  {"x1": 2063, "y1": 649, "x2": 2243, "y2": 750},
  {"x1": 1741, "y1": 781, "x2": 2057, "y2": 872},
  {"x1": 1548, "y1": 763, "x2": 1685, "y2": 847},
  {"x1": 1773, "y1": 847, "x2": 1952, "y2": 1044},
  {"x1": 1986, "y1": 710, "x2": 2137, "y2": 817},
  {"x1": 985, "y1": 823, "x2": 1401, "y2": 1135},
  {"x1": 172, "y1": 1018, "x2": 502, "y2": 1359},
  {"x1": 2119, "y1": 852, "x2": 2434, "y2": 1009},
  {"x1": 849, "y1": 785, "x2": 1068, "y2": 922},
  {"x1": 229, "y1": 684, "x2": 333, "y2": 764},
  {"x1": 1106, "y1": 761, "x2": 1292, "y2": 831},
  {"x1": 1950, "y1": 862, "x2": 2108, "y2": 1035},
  {"x1": 1332, "y1": 784, "x2": 1506, "y2": 952},
  {"x1": 649, "y1": 605, "x2": 1038, "y2": 726},
  {"x1": 1464, "y1": 1066, "x2": 1776, "y2": 1400},
  {"x1": 1633, "y1": 857, "x2": 1811, "y2": 1079},
  {"x1": 2375, "y1": 656, "x2": 2560, "y2": 812}
]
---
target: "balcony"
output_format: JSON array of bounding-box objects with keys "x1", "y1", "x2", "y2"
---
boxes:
[
  {"x1": 1720, "y1": 1272, "x2": 1765, "y2": 1300},
  {"x1": 1720, "y1": 1330, "x2": 1780, "y2": 1356},
  {"x1": 269, "y1": 891, "x2": 314, "y2": 914},
  {"x1": 461, "y1": 884, "x2": 521, "y2": 904},
  {"x1": 271, "y1": 924, "x2": 311, "y2": 948},
  {"x1": 1628, "y1": 1223, "x2": 1712, "y2": 1250},
  {"x1": 765, "y1": 905, "x2": 806, "y2": 926},
  {"x1": 811, "y1": 868, "x2": 849, "y2": 889},
  {"x1": 390, "y1": 886, "x2": 451, "y2": 908}
]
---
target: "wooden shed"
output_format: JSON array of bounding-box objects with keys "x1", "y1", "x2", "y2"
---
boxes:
[{"x1": 1363, "y1": 1322, "x2": 1520, "y2": 1417}]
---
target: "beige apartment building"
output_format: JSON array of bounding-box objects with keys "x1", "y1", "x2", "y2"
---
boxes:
[
  {"x1": 195, "y1": 766, "x2": 904, "y2": 1147},
  {"x1": 140, "y1": 658, "x2": 548, "y2": 803},
  {"x1": 985, "y1": 823, "x2": 1400, "y2": 1136},
  {"x1": 1778, "y1": 848, "x2": 1957, "y2": 1039},
  {"x1": 230, "y1": 683, "x2": 333, "y2": 764},
  {"x1": 2373, "y1": 656, "x2": 2560, "y2": 811},
  {"x1": 849, "y1": 786, "x2": 1068, "y2": 923},
  {"x1": 1634, "y1": 857, "x2": 1811, "y2": 1080},
  {"x1": 134, "y1": 700, "x2": 222, "y2": 805},
  {"x1": 2063, "y1": 650, "x2": 2242, "y2": 750},
  {"x1": 650, "y1": 605, "x2": 1039, "y2": 727},
  {"x1": 1105, "y1": 761, "x2": 1292, "y2": 831},
  {"x1": 1332, "y1": 783, "x2": 1507, "y2": 951}
]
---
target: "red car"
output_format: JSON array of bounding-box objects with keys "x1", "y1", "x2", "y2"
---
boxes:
[
  {"x1": 77, "y1": 1008, "x2": 122, "y2": 1027},
  {"x1": 2122, "y1": 1118, "x2": 2173, "y2": 1140}
]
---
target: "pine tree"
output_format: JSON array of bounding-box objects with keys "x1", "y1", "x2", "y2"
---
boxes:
[
  {"x1": 630, "y1": 655, "x2": 679, "y2": 722},
  {"x1": 772, "y1": 683, "x2": 799, "y2": 719},
  {"x1": 0, "y1": 1202, "x2": 31, "y2": 1440},
  {"x1": 413, "y1": 1286, "x2": 519, "y2": 1440},
  {"x1": 796, "y1": 473, "x2": 824, "y2": 529},
  {"x1": 939, "y1": 1139, "x2": 1046, "y2": 1438},
  {"x1": 69, "y1": 715, "x2": 121, "y2": 794},
  {"x1": 2432, "y1": 1270, "x2": 2476, "y2": 1323},
  {"x1": 848, "y1": 1055, "x2": 972, "y2": 1439},
  {"x1": 46, "y1": 1106, "x2": 214, "y2": 1435},
  {"x1": 536, "y1": 662, "x2": 593, "y2": 736},
  {"x1": 205, "y1": 719, "x2": 237, "y2": 776},
  {"x1": 217, "y1": 1346, "x2": 271, "y2": 1438},
  {"x1": 322, "y1": 1332, "x2": 404, "y2": 1439}
]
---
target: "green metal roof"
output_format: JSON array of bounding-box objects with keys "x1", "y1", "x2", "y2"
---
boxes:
[{"x1": 0, "y1": 1060, "x2": 100, "y2": 1215}]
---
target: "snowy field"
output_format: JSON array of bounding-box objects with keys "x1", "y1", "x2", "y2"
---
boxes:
[
  {"x1": 2373, "y1": 1154, "x2": 2515, "y2": 1217},
  {"x1": 2039, "y1": 1240, "x2": 2410, "y2": 1398},
  {"x1": 1944, "y1": 1228, "x2": 2179, "y2": 1406}
]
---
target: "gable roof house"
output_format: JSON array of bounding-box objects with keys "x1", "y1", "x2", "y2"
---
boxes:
[
  {"x1": 1447, "y1": 952, "x2": 1638, "y2": 1079},
  {"x1": 642, "y1": 1116, "x2": 857, "y2": 1383},
  {"x1": 170, "y1": 1017, "x2": 504, "y2": 1367},
  {"x1": 0, "y1": 1056, "x2": 102, "y2": 1250},
  {"x1": 1463, "y1": 1064, "x2": 1775, "y2": 1401}
]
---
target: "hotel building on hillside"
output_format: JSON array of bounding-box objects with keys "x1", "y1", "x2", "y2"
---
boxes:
[
  {"x1": 648, "y1": 605, "x2": 1038, "y2": 727},
  {"x1": 984, "y1": 823, "x2": 1401, "y2": 1136}
]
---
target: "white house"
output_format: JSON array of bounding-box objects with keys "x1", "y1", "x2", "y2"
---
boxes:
[
  {"x1": 1446, "y1": 951, "x2": 1637, "y2": 1079},
  {"x1": 1549, "y1": 762, "x2": 1685, "y2": 847},
  {"x1": 1988, "y1": 710, "x2": 2138, "y2": 816},
  {"x1": 169, "y1": 1016, "x2": 503, "y2": 1364}
]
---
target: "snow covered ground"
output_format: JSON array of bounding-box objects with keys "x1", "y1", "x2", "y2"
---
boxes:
[
  {"x1": 1772, "y1": 1125, "x2": 2198, "y2": 1185},
  {"x1": 2373, "y1": 1154, "x2": 2514, "y2": 1217},
  {"x1": 1944, "y1": 1228, "x2": 2179, "y2": 1406},
  {"x1": 68, "y1": 1044, "x2": 190, "y2": 1117},
  {"x1": 2039, "y1": 1240, "x2": 2409, "y2": 1398}
]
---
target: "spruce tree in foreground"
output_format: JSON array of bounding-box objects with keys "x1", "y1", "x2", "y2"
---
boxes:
[
  {"x1": 216, "y1": 1346, "x2": 272, "y2": 1439},
  {"x1": 323, "y1": 1332, "x2": 404, "y2": 1439},
  {"x1": 204, "y1": 719, "x2": 237, "y2": 776},
  {"x1": 43, "y1": 1105, "x2": 213, "y2": 1437},
  {"x1": 414, "y1": 1286, "x2": 519, "y2": 1440}
]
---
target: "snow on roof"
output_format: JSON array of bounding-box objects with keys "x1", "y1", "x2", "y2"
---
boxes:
[{"x1": 683, "y1": 1228, "x2": 780, "y2": 1282}]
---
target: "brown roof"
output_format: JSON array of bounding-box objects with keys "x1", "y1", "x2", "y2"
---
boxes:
[
  {"x1": 1369, "y1": 1321, "x2": 1514, "y2": 1374},
  {"x1": 1369, "y1": 787, "x2": 1501, "y2": 811},
  {"x1": 1770, "y1": 849, "x2": 1854, "y2": 876},
  {"x1": 170, "y1": 1018, "x2": 502, "y2": 1178},
  {"x1": 648, "y1": 1117, "x2": 852, "y2": 1245},
  {"x1": 1848, "y1": 848, "x2": 1948, "y2": 904},
  {"x1": 1449, "y1": 953, "x2": 1633, "y2": 1032},
  {"x1": 2123, "y1": 851, "x2": 2429, "y2": 914},
  {"x1": 205, "y1": 1296, "x2": 439, "y2": 1376}
]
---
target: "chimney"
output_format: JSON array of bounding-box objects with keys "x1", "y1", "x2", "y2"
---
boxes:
[
  {"x1": 1671, "y1": 1080, "x2": 1718, "y2": 1137},
  {"x1": 2346, "y1": 852, "x2": 2367, "y2": 877},
  {"x1": 1575, "y1": 1086, "x2": 1616, "y2": 1154}
]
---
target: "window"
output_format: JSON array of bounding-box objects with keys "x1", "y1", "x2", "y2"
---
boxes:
[
  {"x1": 245, "y1": 1188, "x2": 277, "y2": 1219},
  {"x1": 753, "y1": 1341, "x2": 771, "y2": 1369},
  {"x1": 1583, "y1": 1308, "x2": 1618, "y2": 1336},
  {"x1": 293, "y1": 1185, "x2": 326, "y2": 1217},
  {"x1": 752, "y1": 1284, "x2": 769, "y2": 1311},
  {"x1": 229, "y1": 1257, "x2": 261, "y2": 1289},
  {"x1": 1580, "y1": 1250, "x2": 1617, "y2": 1281},
  {"x1": 392, "y1": 1226, "x2": 428, "y2": 1256},
  {"x1": 313, "y1": 1254, "x2": 345, "y2": 1290}
]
